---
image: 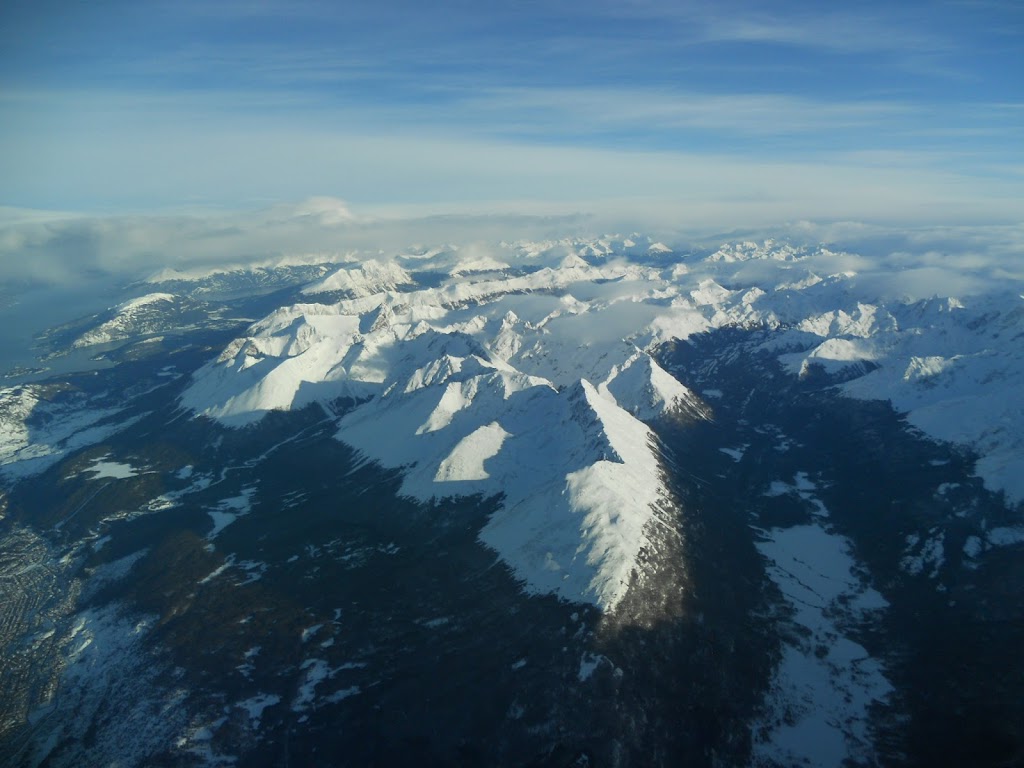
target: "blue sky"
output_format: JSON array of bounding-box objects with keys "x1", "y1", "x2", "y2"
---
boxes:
[{"x1": 1, "y1": 0, "x2": 1022, "y2": 222}]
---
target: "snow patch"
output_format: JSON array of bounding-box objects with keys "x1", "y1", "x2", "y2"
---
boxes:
[
  {"x1": 719, "y1": 446, "x2": 744, "y2": 462},
  {"x1": 236, "y1": 694, "x2": 280, "y2": 729},
  {"x1": 82, "y1": 456, "x2": 139, "y2": 480},
  {"x1": 206, "y1": 488, "x2": 255, "y2": 539},
  {"x1": 987, "y1": 526, "x2": 1024, "y2": 548},
  {"x1": 752, "y1": 524, "x2": 892, "y2": 767}
]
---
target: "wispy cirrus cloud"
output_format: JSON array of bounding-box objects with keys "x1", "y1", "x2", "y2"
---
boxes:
[
  {"x1": 456, "y1": 87, "x2": 917, "y2": 136},
  {"x1": 523, "y1": 1, "x2": 947, "y2": 54},
  {"x1": 695, "y1": 10, "x2": 948, "y2": 54},
  {"x1": 5, "y1": 81, "x2": 1018, "y2": 164},
  {"x1": 2, "y1": 99, "x2": 1020, "y2": 225},
  {"x1": 1, "y1": 0, "x2": 1021, "y2": 215}
]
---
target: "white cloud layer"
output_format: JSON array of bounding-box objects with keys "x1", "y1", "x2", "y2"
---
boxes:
[{"x1": 1, "y1": 200, "x2": 1021, "y2": 304}]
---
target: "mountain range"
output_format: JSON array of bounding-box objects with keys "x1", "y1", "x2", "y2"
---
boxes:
[{"x1": 1, "y1": 234, "x2": 1021, "y2": 767}]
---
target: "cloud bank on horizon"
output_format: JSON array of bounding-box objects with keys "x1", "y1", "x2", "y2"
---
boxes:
[
  {"x1": 1, "y1": 197, "x2": 1021, "y2": 306},
  {"x1": 0, "y1": 0, "x2": 1022, "y2": 222}
]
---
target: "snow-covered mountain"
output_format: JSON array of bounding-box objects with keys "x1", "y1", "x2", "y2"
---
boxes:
[
  {"x1": 70, "y1": 293, "x2": 207, "y2": 349},
  {"x1": 181, "y1": 245, "x2": 709, "y2": 610},
  {"x1": 301, "y1": 259, "x2": 414, "y2": 297},
  {"x1": 4, "y1": 231, "x2": 1023, "y2": 768},
  {"x1": 181, "y1": 236, "x2": 1024, "y2": 612}
]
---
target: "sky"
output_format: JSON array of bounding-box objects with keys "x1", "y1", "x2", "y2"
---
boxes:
[{"x1": 0, "y1": 0, "x2": 1023, "y2": 223}]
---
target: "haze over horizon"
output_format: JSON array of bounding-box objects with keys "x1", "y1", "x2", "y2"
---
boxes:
[{"x1": 1, "y1": 0, "x2": 1022, "y2": 224}]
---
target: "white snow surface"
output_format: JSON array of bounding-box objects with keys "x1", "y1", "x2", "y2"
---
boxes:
[
  {"x1": 182, "y1": 237, "x2": 1024, "y2": 607},
  {"x1": 236, "y1": 693, "x2": 280, "y2": 729},
  {"x1": 988, "y1": 526, "x2": 1024, "y2": 548},
  {"x1": 0, "y1": 386, "x2": 136, "y2": 479},
  {"x1": 82, "y1": 456, "x2": 139, "y2": 479},
  {"x1": 753, "y1": 520, "x2": 892, "y2": 767},
  {"x1": 24, "y1": 604, "x2": 192, "y2": 767},
  {"x1": 73, "y1": 293, "x2": 179, "y2": 348},
  {"x1": 301, "y1": 259, "x2": 413, "y2": 296},
  {"x1": 206, "y1": 488, "x2": 256, "y2": 539}
]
